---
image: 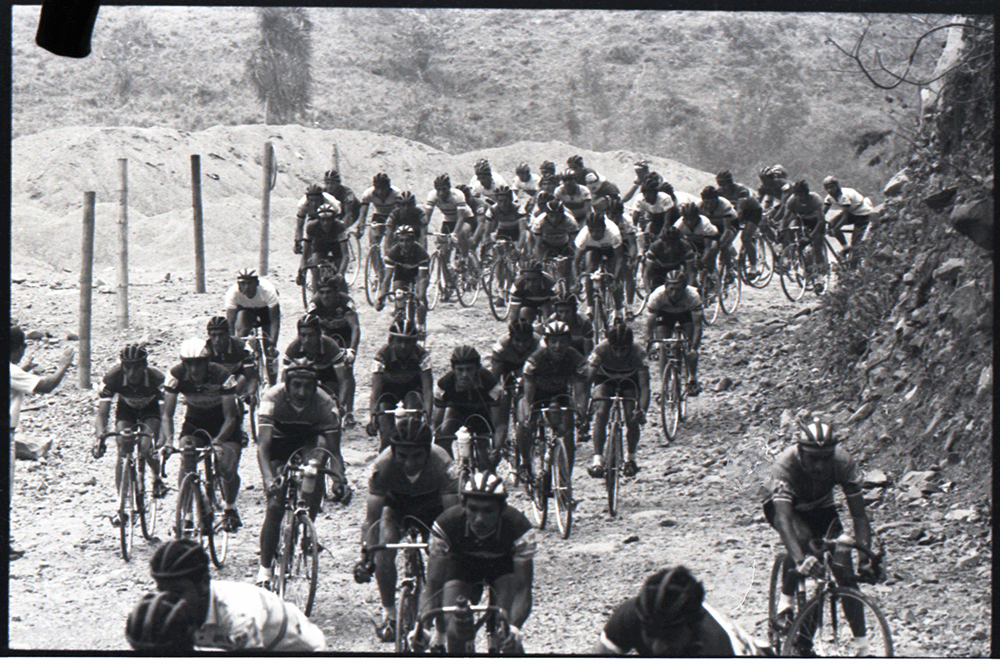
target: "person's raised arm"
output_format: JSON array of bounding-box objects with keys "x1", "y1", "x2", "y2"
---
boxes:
[{"x1": 32, "y1": 347, "x2": 74, "y2": 394}]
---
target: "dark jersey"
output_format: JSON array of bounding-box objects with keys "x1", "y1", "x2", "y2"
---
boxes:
[
  {"x1": 308, "y1": 297, "x2": 358, "y2": 343},
  {"x1": 522, "y1": 345, "x2": 587, "y2": 395},
  {"x1": 510, "y1": 272, "x2": 557, "y2": 305},
  {"x1": 283, "y1": 335, "x2": 343, "y2": 385},
  {"x1": 490, "y1": 334, "x2": 541, "y2": 377},
  {"x1": 428, "y1": 504, "x2": 536, "y2": 582},
  {"x1": 324, "y1": 183, "x2": 359, "y2": 224},
  {"x1": 766, "y1": 445, "x2": 863, "y2": 512},
  {"x1": 304, "y1": 218, "x2": 348, "y2": 255},
  {"x1": 258, "y1": 383, "x2": 339, "y2": 442},
  {"x1": 736, "y1": 195, "x2": 763, "y2": 225},
  {"x1": 367, "y1": 445, "x2": 458, "y2": 506},
  {"x1": 385, "y1": 205, "x2": 427, "y2": 232},
  {"x1": 204, "y1": 336, "x2": 255, "y2": 381},
  {"x1": 384, "y1": 243, "x2": 431, "y2": 283},
  {"x1": 163, "y1": 362, "x2": 237, "y2": 422},
  {"x1": 433, "y1": 367, "x2": 503, "y2": 412},
  {"x1": 588, "y1": 341, "x2": 647, "y2": 383},
  {"x1": 97, "y1": 365, "x2": 165, "y2": 410},
  {"x1": 371, "y1": 343, "x2": 432, "y2": 386},
  {"x1": 589, "y1": 180, "x2": 621, "y2": 215},
  {"x1": 646, "y1": 236, "x2": 696, "y2": 270},
  {"x1": 543, "y1": 313, "x2": 593, "y2": 355}
]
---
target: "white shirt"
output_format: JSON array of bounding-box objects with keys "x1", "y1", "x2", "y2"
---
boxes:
[
  {"x1": 10, "y1": 363, "x2": 40, "y2": 430},
  {"x1": 574, "y1": 221, "x2": 623, "y2": 250},
  {"x1": 224, "y1": 278, "x2": 280, "y2": 310},
  {"x1": 511, "y1": 175, "x2": 540, "y2": 206},
  {"x1": 824, "y1": 187, "x2": 873, "y2": 216}
]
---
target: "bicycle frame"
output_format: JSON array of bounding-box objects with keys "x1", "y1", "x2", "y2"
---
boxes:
[
  {"x1": 99, "y1": 424, "x2": 157, "y2": 560},
  {"x1": 647, "y1": 323, "x2": 689, "y2": 441},
  {"x1": 415, "y1": 584, "x2": 512, "y2": 655}
]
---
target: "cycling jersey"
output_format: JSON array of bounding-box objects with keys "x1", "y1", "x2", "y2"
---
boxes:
[
  {"x1": 717, "y1": 182, "x2": 752, "y2": 204},
  {"x1": 699, "y1": 198, "x2": 738, "y2": 230},
  {"x1": 224, "y1": 278, "x2": 280, "y2": 310},
  {"x1": 97, "y1": 365, "x2": 165, "y2": 410},
  {"x1": 469, "y1": 173, "x2": 509, "y2": 202},
  {"x1": 588, "y1": 180, "x2": 621, "y2": 215},
  {"x1": 600, "y1": 598, "x2": 761, "y2": 656},
  {"x1": 491, "y1": 334, "x2": 541, "y2": 377},
  {"x1": 530, "y1": 211, "x2": 578, "y2": 247},
  {"x1": 428, "y1": 504, "x2": 536, "y2": 583},
  {"x1": 433, "y1": 367, "x2": 503, "y2": 413},
  {"x1": 258, "y1": 383, "x2": 339, "y2": 441},
  {"x1": 295, "y1": 193, "x2": 340, "y2": 221},
  {"x1": 588, "y1": 341, "x2": 646, "y2": 383},
  {"x1": 283, "y1": 335, "x2": 343, "y2": 386},
  {"x1": 645, "y1": 236, "x2": 696, "y2": 269},
  {"x1": 673, "y1": 215, "x2": 719, "y2": 239},
  {"x1": 205, "y1": 337, "x2": 255, "y2": 381},
  {"x1": 647, "y1": 285, "x2": 703, "y2": 315},
  {"x1": 574, "y1": 220, "x2": 623, "y2": 250},
  {"x1": 783, "y1": 192, "x2": 825, "y2": 223},
  {"x1": 824, "y1": 187, "x2": 873, "y2": 216},
  {"x1": 522, "y1": 345, "x2": 587, "y2": 395},
  {"x1": 307, "y1": 298, "x2": 357, "y2": 344},
  {"x1": 324, "y1": 183, "x2": 359, "y2": 224},
  {"x1": 486, "y1": 201, "x2": 525, "y2": 233},
  {"x1": 367, "y1": 444, "x2": 458, "y2": 507},
  {"x1": 424, "y1": 188, "x2": 473, "y2": 223},
  {"x1": 371, "y1": 343, "x2": 432, "y2": 386},
  {"x1": 164, "y1": 362, "x2": 237, "y2": 421},
  {"x1": 194, "y1": 579, "x2": 326, "y2": 651},
  {"x1": 304, "y1": 218, "x2": 349, "y2": 253},
  {"x1": 635, "y1": 192, "x2": 674, "y2": 216},
  {"x1": 385, "y1": 204, "x2": 427, "y2": 233},
  {"x1": 510, "y1": 272, "x2": 557, "y2": 305},
  {"x1": 360, "y1": 186, "x2": 404, "y2": 219},
  {"x1": 383, "y1": 243, "x2": 431, "y2": 284},
  {"x1": 766, "y1": 445, "x2": 863, "y2": 513},
  {"x1": 554, "y1": 183, "x2": 593, "y2": 221},
  {"x1": 736, "y1": 196, "x2": 763, "y2": 225},
  {"x1": 511, "y1": 175, "x2": 539, "y2": 205}
]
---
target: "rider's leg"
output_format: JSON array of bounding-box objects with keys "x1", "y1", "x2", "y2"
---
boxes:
[
  {"x1": 681, "y1": 321, "x2": 699, "y2": 387},
  {"x1": 741, "y1": 222, "x2": 758, "y2": 267},
  {"x1": 114, "y1": 419, "x2": 135, "y2": 493},
  {"x1": 582, "y1": 251, "x2": 598, "y2": 314},
  {"x1": 374, "y1": 508, "x2": 401, "y2": 623},
  {"x1": 258, "y1": 485, "x2": 285, "y2": 583},
  {"x1": 217, "y1": 440, "x2": 242, "y2": 506},
  {"x1": 139, "y1": 416, "x2": 162, "y2": 479},
  {"x1": 589, "y1": 384, "x2": 611, "y2": 475},
  {"x1": 337, "y1": 365, "x2": 355, "y2": 420},
  {"x1": 515, "y1": 401, "x2": 536, "y2": 476}
]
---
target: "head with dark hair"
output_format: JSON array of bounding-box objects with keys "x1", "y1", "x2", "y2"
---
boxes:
[{"x1": 10, "y1": 326, "x2": 26, "y2": 351}]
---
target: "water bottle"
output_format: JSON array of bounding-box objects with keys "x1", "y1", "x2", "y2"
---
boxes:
[
  {"x1": 456, "y1": 426, "x2": 472, "y2": 461},
  {"x1": 301, "y1": 459, "x2": 319, "y2": 495}
]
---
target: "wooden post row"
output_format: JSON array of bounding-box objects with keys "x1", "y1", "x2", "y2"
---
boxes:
[
  {"x1": 79, "y1": 192, "x2": 95, "y2": 389},
  {"x1": 259, "y1": 141, "x2": 274, "y2": 276},
  {"x1": 116, "y1": 158, "x2": 129, "y2": 329},
  {"x1": 191, "y1": 154, "x2": 206, "y2": 293}
]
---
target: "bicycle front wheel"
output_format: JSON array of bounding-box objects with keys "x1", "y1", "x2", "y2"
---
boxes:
[
  {"x1": 782, "y1": 587, "x2": 893, "y2": 657},
  {"x1": 702, "y1": 269, "x2": 722, "y2": 326},
  {"x1": 768, "y1": 554, "x2": 794, "y2": 652},
  {"x1": 456, "y1": 255, "x2": 481, "y2": 307},
  {"x1": 592, "y1": 294, "x2": 606, "y2": 346},
  {"x1": 277, "y1": 510, "x2": 320, "y2": 617},
  {"x1": 427, "y1": 253, "x2": 442, "y2": 311},
  {"x1": 741, "y1": 234, "x2": 774, "y2": 288},
  {"x1": 135, "y1": 462, "x2": 154, "y2": 542},
  {"x1": 395, "y1": 581, "x2": 420, "y2": 653},
  {"x1": 528, "y1": 434, "x2": 548, "y2": 529},
  {"x1": 364, "y1": 246, "x2": 382, "y2": 306},
  {"x1": 118, "y1": 458, "x2": 136, "y2": 561},
  {"x1": 606, "y1": 420, "x2": 622, "y2": 517},
  {"x1": 345, "y1": 233, "x2": 362, "y2": 286},
  {"x1": 661, "y1": 363, "x2": 682, "y2": 441},
  {"x1": 486, "y1": 261, "x2": 512, "y2": 322},
  {"x1": 719, "y1": 261, "x2": 742, "y2": 315},
  {"x1": 779, "y1": 246, "x2": 807, "y2": 302},
  {"x1": 552, "y1": 439, "x2": 573, "y2": 539},
  {"x1": 208, "y1": 474, "x2": 228, "y2": 568}
]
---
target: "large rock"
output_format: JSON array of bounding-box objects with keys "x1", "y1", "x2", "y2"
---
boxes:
[
  {"x1": 883, "y1": 169, "x2": 910, "y2": 197},
  {"x1": 946, "y1": 280, "x2": 980, "y2": 329},
  {"x1": 949, "y1": 198, "x2": 994, "y2": 253},
  {"x1": 932, "y1": 258, "x2": 965, "y2": 283}
]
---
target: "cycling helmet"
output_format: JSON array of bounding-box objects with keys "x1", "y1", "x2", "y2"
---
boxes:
[
  {"x1": 796, "y1": 420, "x2": 837, "y2": 450},
  {"x1": 585, "y1": 172, "x2": 600, "y2": 186},
  {"x1": 496, "y1": 185, "x2": 513, "y2": 199},
  {"x1": 390, "y1": 416, "x2": 433, "y2": 450},
  {"x1": 664, "y1": 268, "x2": 688, "y2": 288},
  {"x1": 607, "y1": 322, "x2": 634, "y2": 348},
  {"x1": 544, "y1": 199, "x2": 565, "y2": 216},
  {"x1": 636, "y1": 566, "x2": 706, "y2": 630},
  {"x1": 543, "y1": 321, "x2": 571, "y2": 338},
  {"x1": 769, "y1": 164, "x2": 788, "y2": 179},
  {"x1": 297, "y1": 313, "x2": 322, "y2": 332},
  {"x1": 642, "y1": 173, "x2": 663, "y2": 192},
  {"x1": 178, "y1": 339, "x2": 208, "y2": 360},
  {"x1": 567, "y1": 155, "x2": 585, "y2": 169},
  {"x1": 634, "y1": 159, "x2": 649, "y2": 171},
  {"x1": 450, "y1": 345, "x2": 480, "y2": 367},
  {"x1": 306, "y1": 183, "x2": 324, "y2": 196},
  {"x1": 716, "y1": 170, "x2": 734, "y2": 183},
  {"x1": 700, "y1": 186, "x2": 719, "y2": 200},
  {"x1": 389, "y1": 320, "x2": 421, "y2": 339},
  {"x1": 679, "y1": 202, "x2": 700, "y2": 219},
  {"x1": 515, "y1": 162, "x2": 531, "y2": 176},
  {"x1": 434, "y1": 173, "x2": 451, "y2": 189},
  {"x1": 399, "y1": 190, "x2": 417, "y2": 206},
  {"x1": 522, "y1": 259, "x2": 544, "y2": 274},
  {"x1": 758, "y1": 166, "x2": 772, "y2": 181},
  {"x1": 373, "y1": 172, "x2": 391, "y2": 187},
  {"x1": 474, "y1": 158, "x2": 491, "y2": 175},
  {"x1": 508, "y1": 319, "x2": 535, "y2": 340},
  {"x1": 396, "y1": 224, "x2": 416, "y2": 238},
  {"x1": 120, "y1": 343, "x2": 148, "y2": 364},
  {"x1": 236, "y1": 268, "x2": 258, "y2": 282},
  {"x1": 284, "y1": 362, "x2": 318, "y2": 381},
  {"x1": 793, "y1": 179, "x2": 810, "y2": 194},
  {"x1": 125, "y1": 591, "x2": 196, "y2": 652},
  {"x1": 559, "y1": 169, "x2": 577, "y2": 182},
  {"x1": 149, "y1": 538, "x2": 210, "y2": 583},
  {"x1": 823, "y1": 175, "x2": 839, "y2": 187},
  {"x1": 324, "y1": 169, "x2": 341, "y2": 183},
  {"x1": 317, "y1": 203, "x2": 338, "y2": 217},
  {"x1": 206, "y1": 316, "x2": 229, "y2": 333},
  {"x1": 461, "y1": 471, "x2": 508, "y2": 503},
  {"x1": 539, "y1": 160, "x2": 556, "y2": 175},
  {"x1": 554, "y1": 290, "x2": 578, "y2": 306}
]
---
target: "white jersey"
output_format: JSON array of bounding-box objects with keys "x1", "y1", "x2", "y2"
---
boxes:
[{"x1": 224, "y1": 278, "x2": 280, "y2": 310}]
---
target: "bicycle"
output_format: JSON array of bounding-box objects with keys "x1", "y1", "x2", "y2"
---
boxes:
[
  {"x1": 646, "y1": 323, "x2": 689, "y2": 442},
  {"x1": 770, "y1": 535, "x2": 892, "y2": 657},
  {"x1": 241, "y1": 329, "x2": 272, "y2": 442},
  {"x1": 95, "y1": 424, "x2": 160, "y2": 561},
  {"x1": 588, "y1": 379, "x2": 638, "y2": 518},
  {"x1": 436, "y1": 414, "x2": 495, "y2": 489},
  {"x1": 716, "y1": 241, "x2": 742, "y2": 317},
  {"x1": 587, "y1": 264, "x2": 618, "y2": 346},
  {"x1": 271, "y1": 446, "x2": 344, "y2": 617},
  {"x1": 412, "y1": 585, "x2": 515, "y2": 654},
  {"x1": 483, "y1": 238, "x2": 522, "y2": 322},
  {"x1": 364, "y1": 222, "x2": 391, "y2": 306},
  {"x1": 778, "y1": 218, "x2": 830, "y2": 302},
  {"x1": 737, "y1": 222, "x2": 776, "y2": 289},
  {"x1": 427, "y1": 232, "x2": 481, "y2": 308},
  {"x1": 344, "y1": 228, "x2": 363, "y2": 287},
  {"x1": 523, "y1": 400, "x2": 575, "y2": 539},
  {"x1": 299, "y1": 257, "x2": 340, "y2": 310}
]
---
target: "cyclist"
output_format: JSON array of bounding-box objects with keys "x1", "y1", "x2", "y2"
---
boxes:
[
  {"x1": 255, "y1": 362, "x2": 348, "y2": 590},
  {"x1": 585, "y1": 323, "x2": 650, "y2": 479},
  {"x1": 715, "y1": 170, "x2": 752, "y2": 204},
  {"x1": 644, "y1": 226, "x2": 697, "y2": 293},
  {"x1": 293, "y1": 184, "x2": 340, "y2": 255},
  {"x1": 758, "y1": 165, "x2": 792, "y2": 220},
  {"x1": 224, "y1": 269, "x2": 280, "y2": 385},
  {"x1": 644, "y1": 269, "x2": 703, "y2": 397},
  {"x1": 698, "y1": 186, "x2": 739, "y2": 269},
  {"x1": 763, "y1": 420, "x2": 874, "y2": 656},
  {"x1": 605, "y1": 199, "x2": 641, "y2": 316},
  {"x1": 777, "y1": 180, "x2": 827, "y2": 280},
  {"x1": 307, "y1": 277, "x2": 361, "y2": 428},
  {"x1": 515, "y1": 321, "x2": 588, "y2": 483},
  {"x1": 508, "y1": 260, "x2": 558, "y2": 325},
  {"x1": 735, "y1": 190, "x2": 766, "y2": 279},
  {"x1": 417, "y1": 472, "x2": 535, "y2": 654},
  {"x1": 93, "y1": 343, "x2": 167, "y2": 499},
  {"x1": 572, "y1": 211, "x2": 625, "y2": 322},
  {"x1": 205, "y1": 315, "x2": 260, "y2": 434},
  {"x1": 596, "y1": 565, "x2": 764, "y2": 656},
  {"x1": 538, "y1": 159, "x2": 556, "y2": 180},
  {"x1": 145, "y1": 538, "x2": 326, "y2": 650},
  {"x1": 455, "y1": 183, "x2": 490, "y2": 253},
  {"x1": 635, "y1": 174, "x2": 676, "y2": 243},
  {"x1": 484, "y1": 185, "x2": 528, "y2": 254},
  {"x1": 529, "y1": 199, "x2": 577, "y2": 284},
  {"x1": 468, "y1": 157, "x2": 509, "y2": 204},
  {"x1": 298, "y1": 201, "x2": 348, "y2": 291},
  {"x1": 384, "y1": 190, "x2": 428, "y2": 249},
  {"x1": 585, "y1": 172, "x2": 621, "y2": 216},
  {"x1": 489, "y1": 319, "x2": 541, "y2": 450},
  {"x1": 424, "y1": 174, "x2": 475, "y2": 295},
  {"x1": 323, "y1": 169, "x2": 359, "y2": 228},
  {"x1": 376, "y1": 224, "x2": 430, "y2": 329},
  {"x1": 432, "y1": 345, "x2": 503, "y2": 459},
  {"x1": 354, "y1": 416, "x2": 459, "y2": 643},
  {"x1": 357, "y1": 172, "x2": 403, "y2": 251},
  {"x1": 565, "y1": 154, "x2": 598, "y2": 186},
  {"x1": 621, "y1": 159, "x2": 653, "y2": 204},
  {"x1": 511, "y1": 162, "x2": 539, "y2": 207},
  {"x1": 673, "y1": 203, "x2": 721, "y2": 279},
  {"x1": 282, "y1": 314, "x2": 347, "y2": 413},
  {"x1": 554, "y1": 169, "x2": 593, "y2": 224},
  {"x1": 528, "y1": 170, "x2": 559, "y2": 218},
  {"x1": 822, "y1": 176, "x2": 873, "y2": 252},
  {"x1": 544, "y1": 288, "x2": 595, "y2": 357},
  {"x1": 367, "y1": 320, "x2": 434, "y2": 452},
  {"x1": 159, "y1": 339, "x2": 244, "y2": 533}
]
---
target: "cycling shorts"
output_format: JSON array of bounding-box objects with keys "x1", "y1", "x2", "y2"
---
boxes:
[
  {"x1": 593, "y1": 377, "x2": 640, "y2": 398},
  {"x1": 322, "y1": 326, "x2": 354, "y2": 351},
  {"x1": 445, "y1": 555, "x2": 514, "y2": 586},
  {"x1": 496, "y1": 225, "x2": 521, "y2": 242},
  {"x1": 236, "y1": 306, "x2": 272, "y2": 332},
  {"x1": 115, "y1": 399, "x2": 161, "y2": 425},
  {"x1": 181, "y1": 415, "x2": 247, "y2": 448},
  {"x1": 763, "y1": 500, "x2": 843, "y2": 540},
  {"x1": 267, "y1": 435, "x2": 326, "y2": 468},
  {"x1": 582, "y1": 246, "x2": 616, "y2": 266},
  {"x1": 653, "y1": 311, "x2": 694, "y2": 332}
]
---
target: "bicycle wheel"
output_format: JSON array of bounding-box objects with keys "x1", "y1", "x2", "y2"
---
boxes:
[
  {"x1": 741, "y1": 234, "x2": 774, "y2": 288},
  {"x1": 456, "y1": 254, "x2": 481, "y2": 307},
  {"x1": 207, "y1": 474, "x2": 228, "y2": 568},
  {"x1": 528, "y1": 432, "x2": 548, "y2": 529},
  {"x1": 135, "y1": 462, "x2": 154, "y2": 541},
  {"x1": 364, "y1": 246, "x2": 382, "y2": 306},
  {"x1": 660, "y1": 364, "x2": 682, "y2": 441},
  {"x1": 427, "y1": 253, "x2": 442, "y2": 310},
  {"x1": 768, "y1": 554, "x2": 794, "y2": 652},
  {"x1": 117, "y1": 459, "x2": 136, "y2": 561},
  {"x1": 782, "y1": 587, "x2": 893, "y2": 657},
  {"x1": 395, "y1": 581, "x2": 419, "y2": 653},
  {"x1": 301, "y1": 271, "x2": 311, "y2": 311},
  {"x1": 701, "y1": 269, "x2": 722, "y2": 326},
  {"x1": 552, "y1": 439, "x2": 573, "y2": 539},
  {"x1": 487, "y1": 261, "x2": 512, "y2": 322},
  {"x1": 606, "y1": 420, "x2": 622, "y2": 517},
  {"x1": 719, "y1": 260, "x2": 742, "y2": 315},
  {"x1": 345, "y1": 233, "x2": 362, "y2": 286},
  {"x1": 277, "y1": 510, "x2": 320, "y2": 617},
  {"x1": 493, "y1": 440, "x2": 517, "y2": 490},
  {"x1": 592, "y1": 294, "x2": 606, "y2": 346},
  {"x1": 175, "y1": 472, "x2": 199, "y2": 541},
  {"x1": 779, "y1": 246, "x2": 807, "y2": 302}
]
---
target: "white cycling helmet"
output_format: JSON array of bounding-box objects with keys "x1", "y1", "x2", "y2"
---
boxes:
[{"x1": 178, "y1": 338, "x2": 209, "y2": 360}]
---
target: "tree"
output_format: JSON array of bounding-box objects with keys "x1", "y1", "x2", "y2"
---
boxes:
[{"x1": 245, "y1": 8, "x2": 312, "y2": 125}]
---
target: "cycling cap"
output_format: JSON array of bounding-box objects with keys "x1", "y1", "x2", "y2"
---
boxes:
[
  {"x1": 539, "y1": 160, "x2": 556, "y2": 175},
  {"x1": 515, "y1": 162, "x2": 531, "y2": 175},
  {"x1": 149, "y1": 538, "x2": 209, "y2": 583},
  {"x1": 178, "y1": 339, "x2": 209, "y2": 360},
  {"x1": 373, "y1": 172, "x2": 391, "y2": 187},
  {"x1": 317, "y1": 202, "x2": 339, "y2": 217},
  {"x1": 306, "y1": 183, "x2": 324, "y2": 196},
  {"x1": 585, "y1": 172, "x2": 600, "y2": 185},
  {"x1": 793, "y1": 179, "x2": 810, "y2": 194},
  {"x1": 796, "y1": 420, "x2": 837, "y2": 449},
  {"x1": 716, "y1": 170, "x2": 734, "y2": 183},
  {"x1": 637, "y1": 566, "x2": 705, "y2": 630},
  {"x1": 496, "y1": 185, "x2": 513, "y2": 198},
  {"x1": 324, "y1": 169, "x2": 341, "y2": 182},
  {"x1": 450, "y1": 344, "x2": 481, "y2": 366},
  {"x1": 396, "y1": 224, "x2": 416, "y2": 237},
  {"x1": 389, "y1": 320, "x2": 421, "y2": 339},
  {"x1": 120, "y1": 343, "x2": 148, "y2": 363},
  {"x1": 700, "y1": 186, "x2": 719, "y2": 200},
  {"x1": 665, "y1": 268, "x2": 688, "y2": 288},
  {"x1": 559, "y1": 169, "x2": 577, "y2": 182},
  {"x1": 399, "y1": 190, "x2": 417, "y2": 206},
  {"x1": 642, "y1": 173, "x2": 663, "y2": 192},
  {"x1": 607, "y1": 322, "x2": 634, "y2": 348},
  {"x1": 679, "y1": 202, "x2": 700, "y2": 219},
  {"x1": 769, "y1": 164, "x2": 788, "y2": 179},
  {"x1": 461, "y1": 471, "x2": 508, "y2": 502},
  {"x1": 297, "y1": 313, "x2": 322, "y2": 332},
  {"x1": 434, "y1": 173, "x2": 451, "y2": 189},
  {"x1": 543, "y1": 321, "x2": 571, "y2": 338},
  {"x1": 544, "y1": 199, "x2": 564, "y2": 216},
  {"x1": 474, "y1": 158, "x2": 491, "y2": 174},
  {"x1": 125, "y1": 591, "x2": 196, "y2": 652},
  {"x1": 634, "y1": 159, "x2": 649, "y2": 171},
  {"x1": 284, "y1": 362, "x2": 319, "y2": 381},
  {"x1": 823, "y1": 175, "x2": 839, "y2": 186},
  {"x1": 236, "y1": 268, "x2": 258, "y2": 282},
  {"x1": 508, "y1": 319, "x2": 535, "y2": 340},
  {"x1": 390, "y1": 416, "x2": 432, "y2": 450}
]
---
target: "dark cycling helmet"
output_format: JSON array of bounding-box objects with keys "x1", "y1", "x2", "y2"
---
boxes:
[
  {"x1": 700, "y1": 186, "x2": 719, "y2": 200},
  {"x1": 515, "y1": 162, "x2": 531, "y2": 176},
  {"x1": 636, "y1": 566, "x2": 706, "y2": 630},
  {"x1": 716, "y1": 170, "x2": 734, "y2": 183},
  {"x1": 450, "y1": 344, "x2": 480, "y2": 367},
  {"x1": 297, "y1": 313, "x2": 323, "y2": 332},
  {"x1": 793, "y1": 179, "x2": 810, "y2": 194},
  {"x1": 149, "y1": 538, "x2": 209, "y2": 583},
  {"x1": 665, "y1": 268, "x2": 688, "y2": 288},
  {"x1": 642, "y1": 173, "x2": 663, "y2": 192},
  {"x1": 539, "y1": 160, "x2": 556, "y2": 175},
  {"x1": 796, "y1": 420, "x2": 837, "y2": 450},
  {"x1": 495, "y1": 185, "x2": 513, "y2": 199},
  {"x1": 759, "y1": 166, "x2": 772, "y2": 180},
  {"x1": 679, "y1": 202, "x2": 700, "y2": 219},
  {"x1": 474, "y1": 158, "x2": 491, "y2": 175},
  {"x1": 306, "y1": 183, "x2": 324, "y2": 196},
  {"x1": 284, "y1": 362, "x2": 319, "y2": 381},
  {"x1": 390, "y1": 416, "x2": 433, "y2": 450},
  {"x1": 522, "y1": 259, "x2": 545, "y2": 274},
  {"x1": 508, "y1": 319, "x2": 535, "y2": 340},
  {"x1": 434, "y1": 173, "x2": 451, "y2": 189},
  {"x1": 559, "y1": 169, "x2": 577, "y2": 183},
  {"x1": 461, "y1": 471, "x2": 508, "y2": 503},
  {"x1": 206, "y1": 316, "x2": 229, "y2": 333},
  {"x1": 120, "y1": 343, "x2": 148, "y2": 364},
  {"x1": 389, "y1": 320, "x2": 421, "y2": 339},
  {"x1": 607, "y1": 322, "x2": 634, "y2": 348},
  {"x1": 179, "y1": 339, "x2": 209, "y2": 360},
  {"x1": 544, "y1": 199, "x2": 565, "y2": 216},
  {"x1": 373, "y1": 172, "x2": 391, "y2": 187},
  {"x1": 769, "y1": 164, "x2": 788, "y2": 179},
  {"x1": 634, "y1": 159, "x2": 650, "y2": 171},
  {"x1": 399, "y1": 190, "x2": 417, "y2": 206},
  {"x1": 567, "y1": 154, "x2": 585, "y2": 169},
  {"x1": 324, "y1": 169, "x2": 341, "y2": 183},
  {"x1": 396, "y1": 224, "x2": 416, "y2": 238},
  {"x1": 317, "y1": 203, "x2": 338, "y2": 217},
  {"x1": 236, "y1": 268, "x2": 258, "y2": 282},
  {"x1": 125, "y1": 591, "x2": 196, "y2": 652},
  {"x1": 543, "y1": 321, "x2": 571, "y2": 338}
]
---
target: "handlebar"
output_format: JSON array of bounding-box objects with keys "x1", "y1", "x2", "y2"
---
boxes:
[
  {"x1": 98, "y1": 423, "x2": 156, "y2": 446},
  {"x1": 806, "y1": 536, "x2": 886, "y2": 584}
]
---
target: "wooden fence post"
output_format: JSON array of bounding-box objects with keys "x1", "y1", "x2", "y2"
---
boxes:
[
  {"x1": 191, "y1": 154, "x2": 206, "y2": 293},
  {"x1": 331, "y1": 142, "x2": 339, "y2": 172},
  {"x1": 259, "y1": 141, "x2": 274, "y2": 275},
  {"x1": 116, "y1": 158, "x2": 129, "y2": 329},
  {"x1": 79, "y1": 192, "x2": 95, "y2": 389}
]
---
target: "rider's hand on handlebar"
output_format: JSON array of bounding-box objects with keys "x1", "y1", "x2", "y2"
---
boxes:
[
  {"x1": 365, "y1": 419, "x2": 379, "y2": 437},
  {"x1": 407, "y1": 625, "x2": 430, "y2": 652},
  {"x1": 634, "y1": 410, "x2": 647, "y2": 425},
  {"x1": 266, "y1": 477, "x2": 284, "y2": 498},
  {"x1": 428, "y1": 626, "x2": 446, "y2": 651},
  {"x1": 500, "y1": 625, "x2": 523, "y2": 654},
  {"x1": 796, "y1": 554, "x2": 823, "y2": 579},
  {"x1": 294, "y1": 239, "x2": 303, "y2": 255},
  {"x1": 296, "y1": 269, "x2": 306, "y2": 286}
]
